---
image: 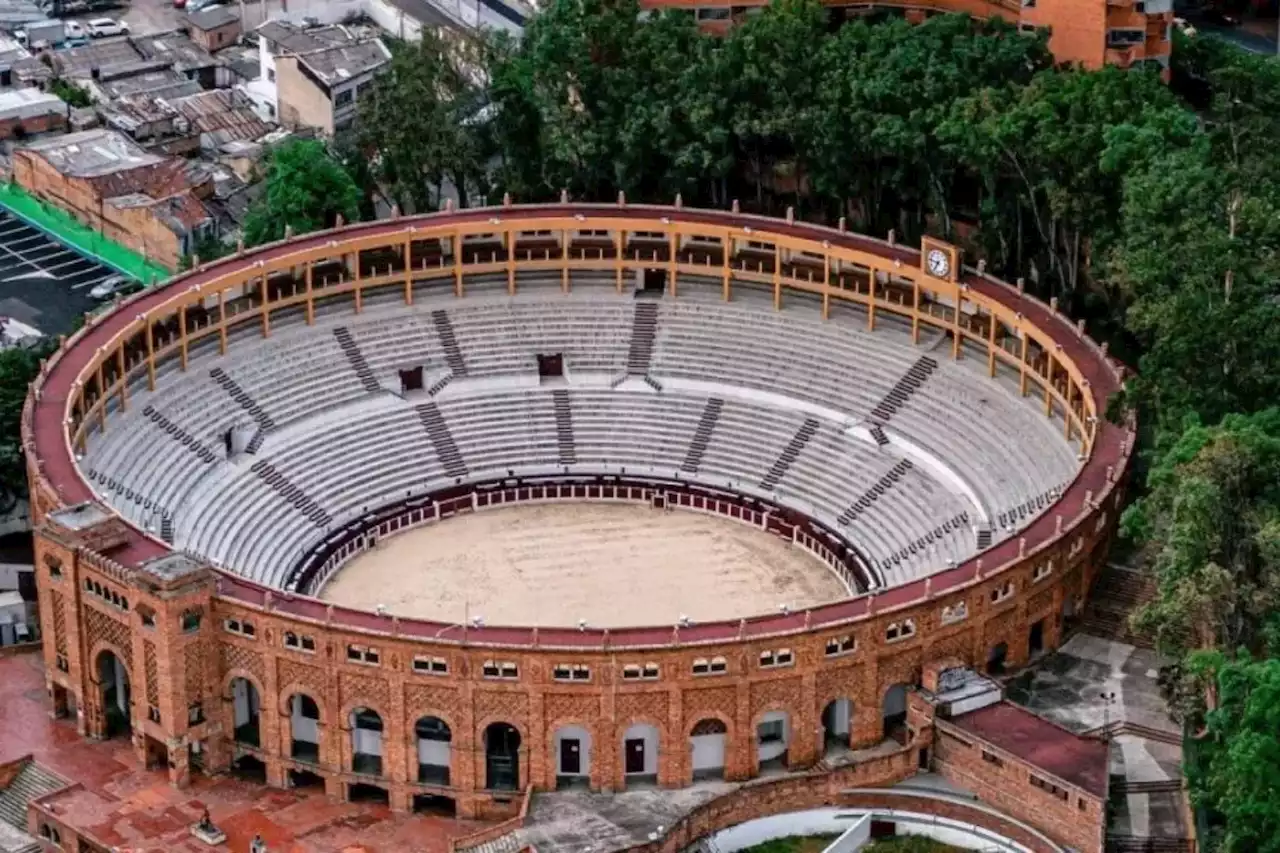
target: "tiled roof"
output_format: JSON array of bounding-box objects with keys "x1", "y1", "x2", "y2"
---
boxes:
[{"x1": 949, "y1": 700, "x2": 1110, "y2": 798}]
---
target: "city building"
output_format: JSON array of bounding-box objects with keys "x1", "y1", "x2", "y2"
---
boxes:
[
  {"x1": 241, "y1": 20, "x2": 390, "y2": 134},
  {"x1": 0, "y1": 87, "x2": 66, "y2": 139},
  {"x1": 11, "y1": 128, "x2": 215, "y2": 270},
  {"x1": 645, "y1": 0, "x2": 1173, "y2": 75},
  {"x1": 184, "y1": 4, "x2": 243, "y2": 54}
]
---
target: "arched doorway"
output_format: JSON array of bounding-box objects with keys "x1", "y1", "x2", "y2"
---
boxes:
[
  {"x1": 415, "y1": 716, "x2": 452, "y2": 785},
  {"x1": 231, "y1": 677, "x2": 261, "y2": 747},
  {"x1": 987, "y1": 642, "x2": 1009, "y2": 675},
  {"x1": 553, "y1": 725, "x2": 591, "y2": 788},
  {"x1": 881, "y1": 684, "x2": 908, "y2": 743},
  {"x1": 755, "y1": 711, "x2": 789, "y2": 772},
  {"x1": 621, "y1": 723, "x2": 659, "y2": 786},
  {"x1": 484, "y1": 722, "x2": 521, "y2": 791},
  {"x1": 689, "y1": 718, "x2": 727, "y2": 781},
  {"x1": 821, "y1": 698, "x2": 853, "y2": 755},
  {"x1": 97, "y1": 650, "x2": 131, "y2": 738},
  {"x1": 289, "y1": 694, "x2": 321, "y2": 762},
  {"x1": 350, "y1": 708, "x2": 384, "y2": 776}
]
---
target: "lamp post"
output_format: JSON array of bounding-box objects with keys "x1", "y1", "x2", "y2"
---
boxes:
[{"x1": 1100, "y1": 690, "x2": 1118, "y2": 739}]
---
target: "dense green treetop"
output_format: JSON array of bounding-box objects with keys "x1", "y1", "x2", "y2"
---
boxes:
[{"x1": 242, "y1": 139, "x2": 363, "y2": 247}]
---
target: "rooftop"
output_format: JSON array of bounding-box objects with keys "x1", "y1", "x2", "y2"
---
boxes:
[
  {"x1": 169, "y1": 88, "x2": 273, "y2": 143},
  {"x1": 255, "y1": 19, "x2": 361, "y2": 54},
  {"x1": 949, "y1": 700, "x2": 1110, "y2": 798},
  {"x1": 297, "y1": 38, "x2": 390, "y2": 85},
  {"x1": 47, "y1": 501, "x2": 113, "y2": 531},
  {"x1": 55, "y1": 39, "x2": 164, "y2": 81},
  {"x1": 132, "y1": 30, "x2": 219, "y2": 71},
  {"x1": 97, "y1": 68, "x2": 202, "y2": 100},
  {"x1": 186, "y1": 3, "x2": 240, "y2": 30},
  {"x1": 0, "y1": 86, "x2": 63, "y2": 118},
  {"x1": 19, "y1": 128, "x2": 164, "y2": 178}
]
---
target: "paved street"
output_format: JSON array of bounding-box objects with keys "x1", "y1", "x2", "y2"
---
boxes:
[{"x1": 105, "y1": 0, "x2": 364, "y2": 37}]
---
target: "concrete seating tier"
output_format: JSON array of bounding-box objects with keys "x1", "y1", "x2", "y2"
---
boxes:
[{"x1": 78, "y1": 279, "x2": 1079, "y2": 594}]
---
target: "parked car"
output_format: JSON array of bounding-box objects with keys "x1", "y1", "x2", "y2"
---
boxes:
[
  {"x1": 86, "y1": 17, "x2": 129, "y2": 37},
  {"x1": 88, "y1": 275, "x2": 144, "y2": 301},
  {"x1": 64, "y1": 20, "x2": 85, "y2": 38}
]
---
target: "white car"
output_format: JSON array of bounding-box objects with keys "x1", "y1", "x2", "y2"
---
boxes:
[
  {"x1": 86, "y1": 18, "x2": 130, "y2": 38},
  {"x1": 64, "y1": 20, "x2": 86, "y2": 39}
]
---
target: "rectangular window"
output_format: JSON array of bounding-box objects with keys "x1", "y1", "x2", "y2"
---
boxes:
[
  {"x1": 709, "y1": 657, "x2": 727, "y2": 673},
  {"x1": 1107, "y1": 28, "x2": 1146, "y2": 47},
  {"x1": 188, "y1": 702, "x2": 205, "y2": 725},
  {"x1": 692, "y1": 659, "x2": 710, "y2": 675},
  {"x1": 334, "y1": 88, "x2": 354, "y2": 107},
  {"x1": 982, "y1": 750, "x2": 1004, "y2": 767},
  {"x1": 825, "y1": 636, "x2": 856, "y2": 657},
  {"x1": 483, "y1": 660, "x2": 519, "y2": 680},
  {"x1": 758, "y1": 719, "x2": 784, "y2": 743},
  {"x1": 695, "y1": 6, "x2": 731, "y2": 19},
  {"x1": 1030, "y1": 774, "x2": 1070, "y2": 802},
  {"x1": 413, "y1": 656, "x2": 448, "y2": 674},
  {"x1": 301, "y1": 635, "x2": 316, "y2": 652}
]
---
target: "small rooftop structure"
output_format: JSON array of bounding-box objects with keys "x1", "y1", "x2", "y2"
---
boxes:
[
  {"x1": 133, "y1": 30, "x2": 219, "y2": 74},
  {"x1": 186, "y1": 4, "x2": 240, "y2": 31},
  {"x1": 97, "y1": 68, "x2": 202, "y2": 100},
  {"x1": 948, "y1": 700, "x2": 1110, "y2": 798},
  {"x1": 48, "y1": 501, "x2": 114, "y2": 531},
  {"x1": 20, "y1": 128, "x2": 165, "y2": 178},
  {"x1": 0, "y1": 86, "x2": 63, "y2": 122},
  {"x1": 54, "y1": 39, "x2": 166, "y2": 83},
  {"x1": 255, "y1": 19, "x2": 362, "y2": 54},
  {"x1": 0, "y1": 0, "x2": 43, "y2": 29},
  {"x1": 139, "y1": 551, "x2": 205, "y2": 582},
  {"x1": 297, "y1": 39, "x2": 390, "y2": 86}
]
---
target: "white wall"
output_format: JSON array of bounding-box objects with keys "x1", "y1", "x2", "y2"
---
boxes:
[
  {"x1": 553, "y1": 724, "x2": 591, "y2": 776},
  {"x1": 291, "y1": 696, "x2": 319, "y2": 744},
  {"x1": 691, "y1": 732, "x2": 726, "y2": 772},
  {"x1": 757, "y1": 710, "x2": 790, "y2": 763},
  {"x1": 622, "y1": 723, "x2": 659, "y2": 776}
]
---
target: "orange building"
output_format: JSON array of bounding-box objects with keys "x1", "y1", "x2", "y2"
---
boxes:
[{"x1": 649, "y1": 0, "x2": 1173, "y2": 75}]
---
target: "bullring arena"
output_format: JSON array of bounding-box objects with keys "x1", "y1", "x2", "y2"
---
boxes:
[{"x1": 20, "y1": 203, "x2": 1133, "y2": 853}]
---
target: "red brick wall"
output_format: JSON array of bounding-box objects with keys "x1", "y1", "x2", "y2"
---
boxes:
[{"x1": 933, "y1": 720, "x2": 1105, "y2": 853}]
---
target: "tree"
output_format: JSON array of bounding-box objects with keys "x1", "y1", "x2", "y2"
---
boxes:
[
  {"x1": 242, "y1": 139, "x2": 362, "y2": 246},
  {"x1": 0, "y1": 340, "x2": 55, "y2": 514},
  {"x1": 1124, "y1": 409, "x2": 1280, "y2": 659}
]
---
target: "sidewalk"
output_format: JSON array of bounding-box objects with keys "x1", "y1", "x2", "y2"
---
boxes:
[{"x1": 0, "y1": 183, "x2": 171, "y2": 284}]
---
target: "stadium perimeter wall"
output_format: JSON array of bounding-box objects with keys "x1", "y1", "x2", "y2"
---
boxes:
[{"x1": 21, "y1": 204, "x2": 1133, "y2": 828}]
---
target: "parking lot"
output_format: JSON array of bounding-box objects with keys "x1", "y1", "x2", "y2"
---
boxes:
[{"x1": 0, "y1": 210, "x2": 118, "y2": 335}]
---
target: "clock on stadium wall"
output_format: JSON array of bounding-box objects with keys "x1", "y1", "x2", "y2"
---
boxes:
[{"x1": 920, "y1": 238, "x2": 958, "y2": 284}]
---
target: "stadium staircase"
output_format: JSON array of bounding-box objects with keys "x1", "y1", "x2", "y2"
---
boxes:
[
  {"x1": 332, "y1": 327, "x2": 381, "y2": 393},
  {"x1": 160, "y1": 512, "x2": 174, "y2": 544},
  {"x1": 975, "y1": 527, "x2": 993, "y2": 549},
  {"x1": 142, "y1": 405, "x2": 219, "y2": 464},
  {"x1": 431, "y1": 310, "x2": 469, "y2": 376},
  {"x1": 837, "y1": 459, "x2": 914, "y2": 526},
  {"x1": 681, "y1": 397, "x2": 724, "y2": 474},
  {"x1": 427, "y1": 373, "x2": 455, "y2": 397},
  {"x1": 626, "y1": 303, "x2": 658, "y2": 375},
  {"x1": 552, "y1": 390, "x2": 576, "y2": 465},
  {"x1": 210, "y1": 367, "x2": 277, "y2": 433},
  {"x1": 869, "y1": 424, "x2": 890, "y2": 446},
  {"x1": 0, "y1": 759, "x2": 68, "y2": 845},
  {"x1": 995, "y1": 485, "x2": 1063, "y2": 530},
  {"x1": 759, "y1": 418, "x2": 820, "y2": 491},
  {"x1": 1079, "y1": 563, "x2": 1158, "y2": 648},
  {"x1": 868, "y1": 356, "x2": 939, "y2": 424},
  {"x1": 414, "y1": 402, "x2": 469, "y2": 478},
  {"x1": 249, "y1": 460, "x2": 332, "y2": 527},
  {"x1": 881, "y1": 511, "x2": 970, "y2": 570}
]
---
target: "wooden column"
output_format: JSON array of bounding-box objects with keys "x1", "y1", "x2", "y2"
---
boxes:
[
  {"x1": 507, "y1": 229, "x2": 517, "y2": 295},
  {"x1": 96, "y1": 362, "x2": 106, "y2": 432},
  {"x1": 868, "y1": 268, "x2": 877, "y2": 331},
  {"x1": 304, "y1": 263, "x2": 314, "y2": 325},
  {"x1": 987, "y1": 311, "x2": 998, "y2": 377},
  {"x1": 261, "y1": 273, "x2": 271, "y2": 336},
  {"x1": 453, "y1": 232, "x2": 463, "y2": 298},
  {"x1": 354, "y1": 251, "x2": 364, "y2": 314},
  {"x1": 561, "y1": 230, "x2": 570, "y2": 293},
  {"x1": 179, "y1": 305, "x2": 188, "y2": 371},
  {"x1": 218, "y1": 289, "x2": 227, "y2": 354},
  {"x1": 721, "y1": 233, "x2": 731, "y2": 302},
  {"x1": 615, "y1": 229, "x2": 626, "y2": 294},
  {"x1": 668, "y1": 231, "x2": 679, "y2": 298},
  {"x1": 145, "y1": 317, "x2": 156, "y2": 392},
  {"x1": 403, "y1": 239, "x2": 413, "y2": 305},
  {"x1": 1044, "y1": 357, "x2": 1054, "y2": 416},
  {"x1": 1064, "y1": 383, "x2": 1074, "y2": 442},
  {"x1": 822, "y1": 254, "x2": 831, "y2": 320},
  {"x1": 116, "y1": 346, "x2": 127, "y2": 412},
  {"x1": 772, "y1": 244, "x2": 781, "y2": 310},
  {"x1": 1018, "y1": 332, "x2": 1029, "y2": 397},
  {"x1": 911, "y1": 278, "x2": 920, "y2": 344}
]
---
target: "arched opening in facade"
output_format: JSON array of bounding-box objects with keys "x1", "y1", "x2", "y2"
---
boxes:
[
  {"x1": 621, "y1": 723, "x2": 660, "y2": 786},
  {"x1": 553, "y1": 724, "x2": 592, "y2": 788},
  {"x1": 350, "y1": 708, "x2": 384, "y2": 776},
  {"x1": 1029, "y1": 619, "x2": 1046, "y2": 657},
  {"x1": 231, "y1": 677, "x2": 261, "y2": 747},
  {"x1": 348, "y1": 782, "x2": 389, "y2": 806},
  {"x1": 412, "y1": 793, "x2": 457, "y2": 817},
  {"x1": 755, "y1": 711, "x2": 790, "y2": 772},
  {"x1": 689, "y1": 718, "x2": 727, "y2": 781},
  {"x1": 821, "y1": 698, "x2": 853, "y2": 755},
  {"x1": 882, "y1": 684, "x2": 908, "y2": 743},
  {"x1": 288, "y1": 767, "x2": 325, "y2": 791},
  {"x1": 289, "y1": 694, "x2": 321, "y2": 763},
  {"x1": 484, "y1": 722, "x2": 521, "y2": 791},
  {"x1": 987, "y1": 642, "x2": 1009, "y2": 676},
  {"x1": 96, "y1": 650, "x2": 131, "y2": 739},
  {"x1": 415, "y1": 716, "x2": 452, "y2": 785}
]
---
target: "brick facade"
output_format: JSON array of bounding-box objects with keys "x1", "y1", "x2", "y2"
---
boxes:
[{"x1": 22, "y1": 207, "x2": 1129, "y2": 848}]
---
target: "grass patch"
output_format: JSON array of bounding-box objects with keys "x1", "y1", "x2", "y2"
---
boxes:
[
  {"x1": 864, "y1": 836, "x2": 969, "y2": 853},
  {"x1": 0, "y1": 182, "x2": 171, "y2": 284},
  {"x1": 739, "y1": 836, "x2": 842, "y2": 853}
]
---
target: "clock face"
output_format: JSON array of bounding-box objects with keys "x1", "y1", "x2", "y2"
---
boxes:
[{"x1": 927, "y1": 248, "x2": 951, "y2": 278}]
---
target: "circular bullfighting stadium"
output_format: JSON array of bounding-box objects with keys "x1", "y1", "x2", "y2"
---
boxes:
[{"x1": 22, "y1": 204, "x2": 1132, "y2": 822}]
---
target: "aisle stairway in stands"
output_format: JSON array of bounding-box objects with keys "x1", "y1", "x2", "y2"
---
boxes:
[
  {"x1": 869, "y1": 356, "x2": 939, "y2": 424},
  {"x1": 415, "y1": 401, "x2": 469, "y2": 478},
  {"x1": 431, "y1": 310, "x2": 469, "y2": 376},
  {"x1": 552, "y1": 391, "x2": 576, "y2": 465},
  {"x1": 332, "y1": 327, "x2": 381, "y2": 393},
  {"x1": 1079, "y1": 563, "x2": 1157, "y2": 648},
  {"x1": 681, "y1": 397, "x2": 724, "y2": 474},
  {"x1": 760, "y1": 418, "x2": 820, "y2": 491},
  {"x1": 627, "y1": 303, "x2": 658, "y2": 375},
  {"x1": 210, "y1": 367, "x2": 276, "y2": 432}
]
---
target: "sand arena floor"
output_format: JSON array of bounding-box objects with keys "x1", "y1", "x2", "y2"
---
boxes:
[{"x1": 318, "y1": 502, "x2": 851, "y2": 627}]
